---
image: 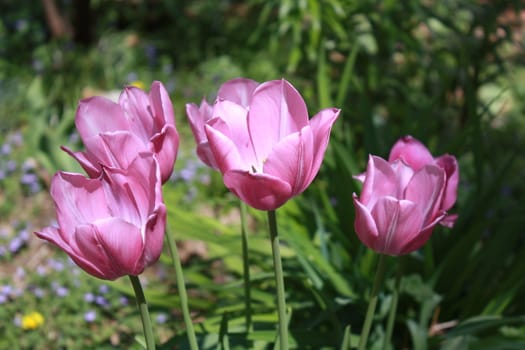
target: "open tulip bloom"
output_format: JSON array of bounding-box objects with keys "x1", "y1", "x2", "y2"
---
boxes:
[
  {"x1": 63, "y1": 81, "x2": 179, "y2": 183},
  {"x1": 204, "y1": 79, "x2": 340, "y2": 210},
  {"x1": 186, "y1": 77, "x2": 259, "y2": 169},
  {"x1": 35, "y1": 153, "x2": 166, "y2": 280}
]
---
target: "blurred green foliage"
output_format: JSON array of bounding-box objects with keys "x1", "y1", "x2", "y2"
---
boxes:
[{"x1": 1, "y1": 0, "x2": 525, "y2": 349}]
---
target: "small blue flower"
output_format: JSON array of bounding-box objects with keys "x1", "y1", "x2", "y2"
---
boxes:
[
  {"x1": 84, "y1": 310, "x2": 96, "y2": 323},
  {"x1": 48, "y1": 258, "x2": 64, "y2": 271},
  {"x1": 8, "y1": 237, "x2": 24, "y2": 253},
  {"x1": 1, "y1": 143, "x2": 11, "y2": 155},
  {"x1": 55, "y1": 286, "x2": 69, "y2": 297},
  {"x1": 18, "y1": 229, "x2": 30, "y2": 242},
  {"x1": 33, "y1": 287, "x2": 45, "y2": 298},
  {"x1": 156, "y1": 313, "x2": 168, "y2": 324},
  {"x1": 6, "y1": 160, "x2": 17, "y2": 173},
  {"x1": 36, "y1": 265, "x2": 47, "y2": 276},
  {"x1": 1, "y1": 284, "x2": 13, "y2": 295},
  {"x1": 20, "y1": 173, "x2": 38, "y2": 185},
  {"x1": 0, "y1": 294, "x2": 8, "y2": 304},
  {"x1": 84, "y1": 292, "x2": 95, "y2": 303},
  {"x1": 95, "y1": 296, "x2": 108, "y2": 307},
  {"x1": 15, "y1": 267, "x2": 25, "y2": 279},
  {"x1": 98, "y1": 284, "x2": 109, "y2": 294}
]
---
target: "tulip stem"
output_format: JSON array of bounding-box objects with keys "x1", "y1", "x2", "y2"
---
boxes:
[
  {"x1": 166, "y1": 228, "x2": 199, "y2": 350},
  {"x1": 267, "y1": 210, "x2": 289, "y2": 350},
  {"x1": 357, "y1": 254, "x2": 387, "y2": 350},
  {"x1": 240, "y1": 201, "x2": 252, "y2": 331},
  {"x1": 128, "y1": 275, "x2": 156, "y2": 350},
  {"x1": 382, "y1": 259, "x2": 402, "y2": 350}
]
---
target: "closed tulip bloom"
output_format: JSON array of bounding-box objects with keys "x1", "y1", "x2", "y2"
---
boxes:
[
  {"x1": 388, "y1": 135, "x2": 459, "y2": 227},
  {"x1": 205, "y1": 79, "x2": 340, "y2": 210},
  {"x1": 64, "y1": 81, "x2": 179, "y2": 183},
  {"x1": 35, "y1": 154, "x2": 166, "y2": 280},
  {"x1": 353, "y1": 155, "x2": 449, "y2": 256},
  {"x1": 186, "y1": 78, "x2": 259, "y2": 169}
]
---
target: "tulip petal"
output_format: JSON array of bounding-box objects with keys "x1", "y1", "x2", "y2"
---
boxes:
[
  {"x1": 309, "y1": 108, "x2": 340, "y2": 180},
  {"x1": 186, "y1": 101, "x2": 212, "y2": 144},
  {"x1": 76, "y1": 96, "x2": 128, "y2": 139},
  {"x1": 388, "y1": 135, "x2": 434, "y2": 170},
  {"x1": 150, "y1": 81, "x2": 176, "y2": 128},
  {"x1": 439, "y1": 213, "x2": 458, "y2": 228},
  {"x1": 210, "y1": 100, "x2": 257, "y2": 166},
  {"x1": 102, "y1": 154, "x2": 161, "y2": 228},
  {"x1": 352, "y1": 194, "x2": 379, "y2": 250},
  {"x1": 85, "y1": 131, "x2": 146, "y2": 170},
  {"x1": 51, "y1": 172, "x2": 108, "y2": 237},
  {"x1": 196, "y1": 142, "x2": 218, "y2": 169},
  {"x1": 61, "y1": 146, "x2": 102, "y2": 178},
  {"x1": 34, "y1": 226, "x2": 75, "y2": 259},
  {"x1": 143, "y1": 205, "x2": 166, "y2": 265},
  {"x1": 435, "y1": 154, "x2": 459, "y2": 212},
  {"x1": 205, "y1": 122, "x2": 245, "y2": 174},
  {"x1": 217, "y1": 78, "x2": 259, "y2": 107},
  {"x1": 150, "y1": 125, "x2": 179, "y2": 182},
  {"x1": 119, "y1": 86, "x2": 155, "y2": 140},
  {"x1": 74, "y1": 219, "x2": 144, "y2": 279},
  {"x1": 248, "y1": 80, "x2": 309, "y2": 162},
  {"x1": 263, "y1": 128, "x2": 311, "y2": 194},
  {"x1": 35, "y1": 226, "x2": 109, "y2": 279},
  {"x1": 405, "y1": 165, "x2": 445, "y2": 224},
  {"x1": 371, "y1": 197, "x2": 423, "y2": 255},
  {"x1": 360, "y1": 156, "x2": 398, "y2": 207},
  {"x1": 223, "y1": 170, "x2": 292, "y2": 210},
  {"x1": 402, "y1": 210, "x2": 446, "y2": 254},
  {"x1": 390, "y1": 160, "x2": 416, "y2": 192}
]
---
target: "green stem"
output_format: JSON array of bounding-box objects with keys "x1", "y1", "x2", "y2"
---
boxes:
[
  {"x1": 240, "y1": 201, "x2": 252, "y2": 331},
  {"x1": 357, "y1": 254, "x2": 387, "y2": 350},
  {"x1": 267, "y1": 210, "x2": 288, "y2": 350},
  {"x1": 166, "y1": 227, "x2": 199, "y2": 350},
  {"x1": 128, "y1": 275, "x2": 156, "y2": 350},
  {"x1": 382, "y1": 259, "x2": 402, "y2": 350}
]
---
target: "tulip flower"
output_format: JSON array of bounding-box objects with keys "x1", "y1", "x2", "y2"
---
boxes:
[
  {"x1": 35, "y1": 153, "x2": 166, "y2": 280},
  {"x1": 204, "y1": 79, "x2": 340, "y2": 210},
  {"x1": 353, "y1": 153, "x2": 453, "y2": 256},
  {"x1": 388, "y1": 135, "x2": 459, "y2": 227},
  {"x1": 186, "y1": 78, "x2": 259, "y2": 169},
  {"x1": 64, "y1": 81, "x2": 179, "y2": 183}
]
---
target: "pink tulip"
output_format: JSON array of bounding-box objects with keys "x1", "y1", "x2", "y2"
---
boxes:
[
  {"x1": 204, "y1": 79, "x2": 340, "y2": 210},
  {"x1": 353, "y1": 136, "x2": 459, "y2": 255},
  {"x1": 35, "y1": 154, "x2": 166, "y2": 280},
  {"x1": 64, "y1": 81, "x2": 179, "y2": 183},
  {"x1": 185, "y1": 78, "x2": 259, "y2": 169},
  {"x1": 388, "y1": 135, "x2": 459, "y2": 227}
]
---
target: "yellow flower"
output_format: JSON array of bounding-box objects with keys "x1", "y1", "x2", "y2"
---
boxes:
[
  {"x1": 21, "y1": 311, "x2": 44, "y2": 330},
  {"x1": 129, "y1": 80, "x2": 146, "y2": 90}
]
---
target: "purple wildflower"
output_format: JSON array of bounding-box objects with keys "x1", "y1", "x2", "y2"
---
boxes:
[
  {"x1": 8, "y1": 237, "x2": 24, "y2": 253},
  {"x1": 84, "y1": 310, "x2": 96, "y2": 323},
  {"x1": 98, "y1": 284, "x2": 109, "y2": 294},
  {"x1": 55, "y1": 286, "x2": 69, "y2": 297},
  {"x1": 1, "y1": 143, "x2": 11, "y2": 155},
  {"x1": 0, "y1": 294, "x2": 7, "y2": 304},
  {"x1": 33, "y1": 287, "x2": 45, "y2": 298},
  {"x1": 84, "y1": 292, "x2": 95, "y2": 303},
  {"x1": 156, "y1": 313, "x2": 168, "y2": 324},
  {"x1": 95, "y1": 296, "x2": 108, "y2": 307}
]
